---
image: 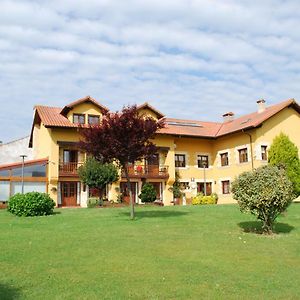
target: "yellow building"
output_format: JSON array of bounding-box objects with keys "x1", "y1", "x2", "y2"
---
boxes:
[{"x1": 1, "y1": 96, "x2": 299, "y2": 207}]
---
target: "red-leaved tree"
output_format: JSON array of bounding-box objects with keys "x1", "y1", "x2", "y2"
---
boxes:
[{"x1": 79, "y1": 105, "x2": 165, "y2": 219}]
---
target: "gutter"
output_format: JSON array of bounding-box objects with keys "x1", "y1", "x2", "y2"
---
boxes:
[{"x1": 242, "y1": 129, "x2": 254, "y2": 170}]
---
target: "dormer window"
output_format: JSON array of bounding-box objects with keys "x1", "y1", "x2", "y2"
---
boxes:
[
  {"x1": 73, "y1": 114, "x2": 85, "y2": 124},
  {"x1": 88, "y1": 115, "x2": 100, "y2": 125}
]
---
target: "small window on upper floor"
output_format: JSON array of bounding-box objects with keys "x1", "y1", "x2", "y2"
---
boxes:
[
  {"x1": 88, "y1": 115, "x2": 100, "y2": 125},
  {"x1": 261, "y1": 145, "x2": 268, "y2": 161},
  {"x1": 175, "y1": 154, "x2": 186, "y2": 168},
  {"x1": 197, "y1": 155, "x2": 209, "y2": 168},
  {"x1": 238, "y1": 148, "x2": 248, "y2": 163},
  {"x1": 73, "y1": 114, "x2": 85, "y2": 124},
  {"x1": 220, "y1": 152, "x2": 229, "y2": 166}
]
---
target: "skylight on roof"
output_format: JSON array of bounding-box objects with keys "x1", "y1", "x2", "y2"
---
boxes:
[{"x1": 168, "y1": 121, "x2": 203, "y2": 128}]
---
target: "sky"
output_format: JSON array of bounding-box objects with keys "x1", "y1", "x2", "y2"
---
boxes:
[{"x1": 1, "y1": 0, "x2": 300, "y2": 143}]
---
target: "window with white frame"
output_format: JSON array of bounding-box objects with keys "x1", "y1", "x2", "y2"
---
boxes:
[
  {"x1": 175, "y1": 154, "x2": 186, "y2": 168},
  {"x1": 261, "y1": 145, "x2": 268, "y2": 161},
  {"x1": 222, "y1": 180, "x2": 230, "y2": 194},
  {"x1": 238, "y1": 148, "x2": 248, "y2": 163},
  {"x1": 197, "y1": 155, "x2": 209, "y2": 168},
  {"x1": 220, "y1": 152, "x2": 229, "y2": 166}
]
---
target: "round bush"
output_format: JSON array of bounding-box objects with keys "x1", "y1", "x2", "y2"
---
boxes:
[
  {"x1": 139, "y1": 183, "x2": 157, "y2": 203},
  {"x1": 7, "y1": 192, "x2": 55, "y2": 217}
]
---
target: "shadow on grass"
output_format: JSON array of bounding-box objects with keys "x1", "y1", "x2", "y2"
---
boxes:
[
  {"x1": 0, "y1": 283, "x2": 22, "y2": 300},
  {"x1": 119, "y1": 209, "x2": 189, "y2": 219},
  {"x1": 238, "y1": 221, "x2": 294, "y2": 234}
]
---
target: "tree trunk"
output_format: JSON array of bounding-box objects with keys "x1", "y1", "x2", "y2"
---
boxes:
[
  {"x1": 124, "y1": 165, "x2": 135, "y2": 220},
  {"x1": 262, "y1": 218, "x2": 273, "y2": 234}
]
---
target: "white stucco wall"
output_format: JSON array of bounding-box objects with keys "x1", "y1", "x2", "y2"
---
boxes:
[{"x1": 0, "y1": 136, "x2": 34, "y2": 165}]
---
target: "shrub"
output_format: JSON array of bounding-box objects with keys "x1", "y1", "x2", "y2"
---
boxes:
[
  {"x1": 192, "y1": 193, "x2": 218, "y2": 205},
  {"x1": 139, "y1": 183, "x2": 157, "y2": 203},
  {"x1": 232, "y1": 165, "x2": 294, "y2": 234},
  {"x1": 7, "y1": 192, "x2": 55, "y2": 217},
  {"x1": 87, "y1": 197, "x2": 100, "y2": 208},
  {"x1": 268, "y1": 133, "x2": 300, "y2": 196}
]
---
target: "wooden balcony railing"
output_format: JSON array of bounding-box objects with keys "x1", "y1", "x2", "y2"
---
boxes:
[
  {"x1": 122, "y1": 164, "x2": 169, "y2": 179},
  {"x1": 59, "y1": 162, "x2": 84, "y2": 176}
]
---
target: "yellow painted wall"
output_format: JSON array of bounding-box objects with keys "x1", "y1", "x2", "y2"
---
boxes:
[
  {"x1": 67, "y1": 102, "x2": 103, "y2": 124},
  {"x1": 32, "y1": 104, "x2": 300, "y2": 207}
]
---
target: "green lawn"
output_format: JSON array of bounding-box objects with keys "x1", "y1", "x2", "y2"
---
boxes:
[{"x1": 0, "y1": 204, "x2": 299, "y2": 300}]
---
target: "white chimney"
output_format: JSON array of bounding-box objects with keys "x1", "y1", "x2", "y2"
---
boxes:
[
  {"x1": 257, "y1": 99, "x2": 266, "y2": 113},
  {"x1": 222, "y1": 112, "x2": 234, "y2": 122}
]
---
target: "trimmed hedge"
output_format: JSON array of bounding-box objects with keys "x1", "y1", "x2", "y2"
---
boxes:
[
  {"x1": 7, "y1": 192, "x2": 55, "y2": 217},
  {"x1": 192, "y1": 193, "x2": 218, "y2": 205}
]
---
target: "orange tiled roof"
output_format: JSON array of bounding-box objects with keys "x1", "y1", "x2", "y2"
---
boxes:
[
  {"x1": 137, "y1": 102, "x2": 165, "y2": 119},
  {"x1": 0, "y1": 158, "x2": 48, "y2": 170},
  {"x1": 30, "y1": 98, "x2": 299, "y2": 144},
  {"x1": 159, "y1": 98, "x2": 299, "y2": 138},
  {"x1": 61, "y1": 95, "x2": 109, "y2": 115}
]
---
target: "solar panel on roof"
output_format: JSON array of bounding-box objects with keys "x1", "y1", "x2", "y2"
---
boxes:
[{"x1": 167, "y1": 121, "x2": 203, "y2": 127}]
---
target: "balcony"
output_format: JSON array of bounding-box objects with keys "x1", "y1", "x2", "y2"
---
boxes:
[
  {"x1": 122, "y1": 164, "x2": 169, "y2": 179},
  {"x1": 59, "y1": 162, "x2": 83, "y2": 177}
]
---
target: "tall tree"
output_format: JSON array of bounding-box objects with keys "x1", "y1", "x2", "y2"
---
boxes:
[
  {"x1": 268, "y1": 133, "x2": 300, "y2": 196},
  {"x1": 79, "y1": 105, "x2": 164, "y2": 219},
  {"x1": 78, "y1": 157, "x2": 119, "y2": 202}
]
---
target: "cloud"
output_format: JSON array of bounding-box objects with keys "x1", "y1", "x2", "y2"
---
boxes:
[{"x1": 0, "y1": 0, "x2": 300, "y2": 142}]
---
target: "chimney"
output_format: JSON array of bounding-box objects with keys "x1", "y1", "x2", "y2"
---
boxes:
[
  {"x1": 222, "y1": 112, "x2": 234, "y2": 122},
  {"x1": 257, "y1": 99, "x2": 266, "y2": 113}
]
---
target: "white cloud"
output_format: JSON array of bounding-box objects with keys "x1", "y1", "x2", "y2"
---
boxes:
[{"x1": 0, "y1": 0, "x2": 300, "y2": 142}]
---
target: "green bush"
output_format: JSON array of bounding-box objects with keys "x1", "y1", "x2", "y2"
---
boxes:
[
  {"x1": 192, "y1": 193, "x2": 218, "y2": 205},
  {"x1": 232, "y1": 165, "x2": 294, "y2": 234},
  {"x1": 268, "y1": 133, "x2": 300, "y2": 196},
  {"x1": 139, "y1": 183, "x2": 157, "y2": 203},
  {"x1": 7, "y1": 192, "x2": 55, "y2": 217},
  {"x1": 87, "y1": 197, "x2": 100, "y2": 208}
]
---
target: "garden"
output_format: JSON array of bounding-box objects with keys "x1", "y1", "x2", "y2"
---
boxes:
[{"x1": 1, "y1": 204, "x2": 300, "y2": 299}]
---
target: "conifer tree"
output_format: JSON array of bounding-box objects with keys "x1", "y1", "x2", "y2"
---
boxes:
[{"x1": 268, "y1": 133, "x2": 300, "y2": 196}]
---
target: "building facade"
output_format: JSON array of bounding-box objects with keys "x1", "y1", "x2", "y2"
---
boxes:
[{"x1": 0, "y1": 96, "x2": 299, "y2": 207}]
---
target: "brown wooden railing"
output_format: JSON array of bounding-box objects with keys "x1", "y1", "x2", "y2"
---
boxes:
[
  {"x1": 122, "y1": 164, "x2": 169, "y2": 179},
  {"x1": 59, "y1": 162, "x2": 84, "y2": 176}
]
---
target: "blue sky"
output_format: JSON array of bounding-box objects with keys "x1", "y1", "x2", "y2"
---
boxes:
[{"x1": 1, "y1": 0, "x2": 300, "y2": 142}]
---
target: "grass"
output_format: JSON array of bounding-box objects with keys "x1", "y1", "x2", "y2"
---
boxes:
[{"x1": 0, "y1": 204, "x2": 300, "y2": 300}]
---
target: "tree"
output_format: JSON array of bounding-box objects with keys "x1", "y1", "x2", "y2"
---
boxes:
[
  {"x1": 79, "y1": 105, "x2": 164, "y2": 219},
  {"x1": 231, "y1": 165, "x2": 294, "y2": 234},
  {"x1": 78, "y1": 157, "x2": 119, "y2": 203},
  {"x1": 268, "y1": 132, "x2": 300, "y2": 196},
  {"x1": 139, "y1": 183, "x2": 157, "y2": 203}
]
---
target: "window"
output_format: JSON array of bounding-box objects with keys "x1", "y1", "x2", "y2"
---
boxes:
[
  {"x1": 220, "y1": 152, "x2": 229, "y2": 166},
  {"x1": 261, "y1": 145, "x2": 267, "y2": 161},
  {"x1": 197, "y1": 155, "x2": 209, "y2": 168},
  {"x1": 175, "y1": 154, "x2": 186, "y2": 168},
  {"x1": 222, "y1": 180, "x2": 230, "y2": 194},
  {"x1": 11, "y1": 182, "x2": 46, "y2": 195},
  {"x1": 197, "y1": 182, "x2": 212, "y2": 195},
  {"x1": 11, "y1": 164, "x2": 46, "y2": 177},
  {"x1": 88, "y1": 115, "x2": 100, "y2": 125},
  {"x1": 180, "y1": 182, "x2": 190, "y2": 190},
  {"x1": 73, "y1": 114, "x2": 85, "y2": 124},
  {"x1": 238, "y1": 148, "x2": 248, "y2": 163},
  {"x1": 0, "y1": 181, "x2": 10, "y2": 201}
]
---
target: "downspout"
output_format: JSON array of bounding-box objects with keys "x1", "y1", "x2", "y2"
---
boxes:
[{"x1": 242, "y1": 130, "x2": 254, "y2": 170}]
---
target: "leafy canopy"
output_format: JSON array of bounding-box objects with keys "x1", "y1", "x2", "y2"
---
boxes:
[
  {"x1": 232, "y1": 165, "x2": 294, "y2": 234},
  {"x1": 79, "y1": 105, "x2": 165, "y2": 167},
  {"x1": 268, "y1": 132, "x2": 300, "y2": 196},
  {"x1": 79, "y1": 105, "x2": 165, "y2": 219},
  {"x1": 78, "y1": 157, "x2": 119, "y2": 190}
]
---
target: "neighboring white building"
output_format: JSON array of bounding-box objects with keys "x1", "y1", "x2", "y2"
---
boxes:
[{"x1": 0, "y1": 136, "x2": 34, "y2": 165}]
